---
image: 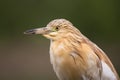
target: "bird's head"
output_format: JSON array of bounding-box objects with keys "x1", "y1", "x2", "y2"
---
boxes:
[{"x1": 24, "y1": 19, "x2": 81, "y2": 40}]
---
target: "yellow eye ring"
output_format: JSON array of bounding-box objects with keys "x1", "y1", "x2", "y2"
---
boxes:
[
  {"x1": 52, "y1": 26, "x2": 60, "y2": 32},
  {"x1": 55, "y1": 26, "x2": 59, "y2": 31}
]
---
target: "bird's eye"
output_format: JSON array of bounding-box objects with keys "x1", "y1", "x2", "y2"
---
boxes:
[
  {"x1": 54, "y1": 25, "x2": 60, "y2": 31},
  {"x1": 55, "y1": 26, "x2": 59, "y2": 31},
  {"x1": 52, "y1": 25, "x2": 60, "y2": 32}
]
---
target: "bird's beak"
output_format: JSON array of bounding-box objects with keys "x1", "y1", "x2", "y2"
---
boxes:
[{"x1": 24, "y1": 27, "x2": 51, "y2": 35}]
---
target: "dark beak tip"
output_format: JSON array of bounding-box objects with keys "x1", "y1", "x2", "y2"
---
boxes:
[{"x1": 24, "y1": 29, "x2": 36, "y2": 35}]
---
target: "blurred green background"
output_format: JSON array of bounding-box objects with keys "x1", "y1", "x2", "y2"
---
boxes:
[{"x1": 0, "y1": 0, "x2": 120, "y2": 80}]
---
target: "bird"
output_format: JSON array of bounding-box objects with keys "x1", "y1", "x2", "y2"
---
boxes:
[{"x1": 24, "y1": 19, "x2": 119, "y2": 80}]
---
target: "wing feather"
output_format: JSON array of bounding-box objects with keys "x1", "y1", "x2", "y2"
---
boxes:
[{"x1": 82, "y1": 36, "x2": 119, "y2": 80}]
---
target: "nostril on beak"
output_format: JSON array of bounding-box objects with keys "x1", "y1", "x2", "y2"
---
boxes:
[{"x1": 24, "y1": 29, "x2": 36, "y2": 34}]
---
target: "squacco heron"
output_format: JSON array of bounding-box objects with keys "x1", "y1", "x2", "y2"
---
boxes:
[{"x1": 24, "y1": 19, "x2": 119, "y2": 80}]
